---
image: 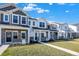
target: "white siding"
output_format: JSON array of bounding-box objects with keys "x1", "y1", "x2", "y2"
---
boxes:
[{"x1": 0, "y1": 27, "x2": 1, "y2": 45}]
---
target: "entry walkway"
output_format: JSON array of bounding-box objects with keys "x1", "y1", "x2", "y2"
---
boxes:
[
  {"x1": 0, "y1": 45, "x2": 9, "y2": 55},
  {"x1": 40, "y1": 42, "x2": 79, "y2": 56}
]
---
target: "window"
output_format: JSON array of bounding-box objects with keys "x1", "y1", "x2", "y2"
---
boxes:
[
  {"x1": 46, "y1": 32, "x2": 48, "y2": 38},
  {"x1": 6, "y1": 31, "x2": 12, "y2": 42},
  {"x1": 35, "y1": 33, "x2": 37, "y2": 37},
  {"x1": 21, "y1": 32, "x2": 26, "y2": 39},
  {"x1": 29, "y1": 21, "x2": 31, "y2": 25},
  {"x1": 39, "y1": 22, "x2": 45, "y2": 27},
  {"x1": 3, "y1": 14, "x2": 9, "y2": 22},
  {"x1": 33, "y1": 21, "x2": 35, "y2": 26},
  {"x1": 41, "y1": 33, "x2": 44, "y2": 37},
  {"x1": 21, "y1": 16, "x2": 26, "y2": 25},
  {"x1": 13, "y1": 32, "x2": 18, "y2": 39},
  {"x1": 22, "y1": 33, "x2": 26, "y2": 39},
  {"x1": 12, "y1": 14, "x2": 19, "y2": 24}
]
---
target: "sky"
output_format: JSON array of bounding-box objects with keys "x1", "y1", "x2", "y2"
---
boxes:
[{"x1": 12, "y1": 3, "x2": 79, "y2": 24}]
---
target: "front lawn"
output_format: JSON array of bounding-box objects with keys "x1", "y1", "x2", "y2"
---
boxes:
[
  {"x1": 49, "y1": 39, "x2": 79, "y2": 52},
  {"x1": 1, "y1": 43, "x2": 72, "y2": 56}
]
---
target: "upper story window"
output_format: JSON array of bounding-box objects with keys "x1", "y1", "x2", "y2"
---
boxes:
[
  {"x1": 21, "y1": 16, "x2": 27, "y2": 25},
  {"x1": 12, "y1": 14, "x2": 19, "y2": 24},
  {"x1": 52, "y1": 26, "x2": 57, "y2": 29},
  {"x1": 29, "y1": 21, "x2": 31, "y2": 25},
  {"x1": 3, "y1": 14, "x2": 9, "y2": 22},
  {"x1": 33, "y1": 21, "x2": 35, "y2": 26},
  {"x1": 39, "y1": 22, "x2": 45, "y2": 27}
]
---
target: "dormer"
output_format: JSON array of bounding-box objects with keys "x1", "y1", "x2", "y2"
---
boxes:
[
  {"x1": 28, "y1": 17, "x2": 37, "y2": 27},
  {"x1": 37, "y1": 18, "x2": 48, "y2": 29},
  {"x1": 48, "y1": 22, "x2": 58, "y2": 31}
]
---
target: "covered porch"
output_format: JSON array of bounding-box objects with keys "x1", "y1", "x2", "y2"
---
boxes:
[
  {"x1": 30, "y1": 29, "x2": 49, "y2": 42},
  {"x1": 0, "y1": 24, "x2": 29, "y2": 45}
]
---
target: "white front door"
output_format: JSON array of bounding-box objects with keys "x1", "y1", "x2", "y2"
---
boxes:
[{"x1": 21, "y1": 31, "x2": 26, "y2": 44}]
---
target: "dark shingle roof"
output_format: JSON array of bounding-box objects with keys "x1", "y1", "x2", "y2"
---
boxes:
[{"x1": 0, "y1": 4, "x2": 16, "y2": 11}]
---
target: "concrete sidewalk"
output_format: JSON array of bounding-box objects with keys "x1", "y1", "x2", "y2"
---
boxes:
[
  {"x1": 40, "y1": 42, "x2": 79, "y2": 56},
  {"x1": 0, "y1": 45, "x2": 9, "y2": 55}
]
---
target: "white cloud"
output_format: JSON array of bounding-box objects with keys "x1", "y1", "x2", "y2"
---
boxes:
[
  {"x1": 23, "y1": 3, "x2": 37, "y2": 11},
  {"x1": 23, "y1": 3, "x2": 49, "y2": 13},
  {"x1": 49, "y1": 3, "x2": 53, "y2": 5},
  {"x1": 65, "y1": 10, "x2": 70, "y2": 13},
  {"x1": 35, "y1": 8, "x2": 49, "y2": 13},
  {"x1": 28, "y1": 3, "x2": 37, "y2": 7},
  {"x1": 23, "y1": 6, "x2": 35, "y2": 11}
]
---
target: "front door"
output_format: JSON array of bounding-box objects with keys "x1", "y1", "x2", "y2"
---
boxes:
[
  {"x1": 21, "y1": 31, "x2": 26, "y2": 44},
  {"x1": 41, "y1": 33, "x2": 45, "y2": 41},
  {"x1": 5, "y1": 31, "x2": 12, "y2": 43}
]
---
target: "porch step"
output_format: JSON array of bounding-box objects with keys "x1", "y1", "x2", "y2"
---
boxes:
[{"x1": 0, "y1": 44, "x2": 9, "y2": 55}]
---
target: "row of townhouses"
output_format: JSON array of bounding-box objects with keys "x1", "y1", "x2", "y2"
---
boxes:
[{"x1": 0, "y1": 4, "x2": 79, "y2": 45}]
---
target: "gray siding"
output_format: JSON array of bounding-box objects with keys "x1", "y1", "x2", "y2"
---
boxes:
[{"x1": 1, "y1": 29, "x2": 28, "y2": 44}]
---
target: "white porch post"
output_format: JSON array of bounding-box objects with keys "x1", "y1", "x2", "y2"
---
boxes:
[
  {"x1": 45, "y1": 31, "x2": 48, "y2": 41},
  {"x1": 47, "y1": 31, "x2": 49, "y2": 41},
  {"x1": 0, "y1": 28, "x2": 1, "y2": 45},
  {"x1": 66, "y1": 32, "x2": 68, "y2": 39},
  {"x1": 28, "y1": 29, "x2": 30, "y2": 44},
  {"x1": 34, "y1": 30, "x2": 35, "y2": 41},
  {"x1": 70, "y1": 32, "x2": 72, "y2": 39},
  {"x1": 39, "y1": 31, "x2": 41, "y2": 42},
  {"x1": 48, "y1": 31, "x2": 50, "y2": 41},
  {"x1": 57, "y1": 32, "x2": 59, "y2": 39}
]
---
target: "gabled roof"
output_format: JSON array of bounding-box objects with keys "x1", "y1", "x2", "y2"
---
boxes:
[
  {"x1": 36, "y1": 18, "x2": 48, "y2": 22},
  {"x1": 29, "y1": 17, "x2": 37, "y2": 20},
  {"x1": 0, "y1": 3, "x2": 29, "y2": 16},
  {"x1": 0, "y1": 3, "x2": 16, "y2": 11}
]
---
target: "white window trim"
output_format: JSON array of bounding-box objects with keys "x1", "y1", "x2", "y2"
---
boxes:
[
  {"x1": 32, "y1": 21, "x2": 36, "y2": 27},
  {"x1": 3, "y1": 14, "x2": 9, "y2": 22},
  {"x1": 12, "y1": 14, "x2": 19, "y2": 24},
  {"x1": 39, "y1": 22, "x2": 46, "y2": 28},
  {"x1": 29, "y1": 20, "x2": 31, "y2": 26},
  {"x1": 21, "y1": 16, "x2": 27, "y2": 25},
  {"x1": 21, "y1": 31, "x2": 26, "y2": 40},
  {"x1": 12, "y1": 31, "x2": 18, "y2": 40},
  {"x1": 5, "y1": 31, "x2": 12, "y2": 43}
]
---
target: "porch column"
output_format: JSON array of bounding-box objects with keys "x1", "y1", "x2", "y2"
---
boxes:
[
  {"x1": 28, "y1": 29, "x2": 30, "y2": 44},
  {"x1": 39, "y1": 31, "x2": 41, "y2": 42},
  {"x1": 48, "y1": 31, "x2": 50, "y2": 41},
  {"x1": 66, "y1": 32, "x2": 68, "y2": 39},
  {"x1": 70, "y1": 33, "x2": 72, "y2": 39},
  {"x1": 34, "y1": 30, "x2": 35, "y2": 41},
  {"x1": 57, "y1": 32, "x2": 59, "y2": 39},
  {"x1": 0, "y1": 28, "x2": 1, "y2": 45}
]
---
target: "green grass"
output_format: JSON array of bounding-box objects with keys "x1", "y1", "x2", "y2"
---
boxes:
[
  {"x1": 49, "y1": 39, "x2": 79, "y2": 52},
  {"x1": 1, "y1": 43, "x2": 72, "y2": 56}
]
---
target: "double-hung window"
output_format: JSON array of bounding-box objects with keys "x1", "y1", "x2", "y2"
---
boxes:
[
  {"x1": 12, "y1": 14, "x2": 19, "y2": 24},
  {"x1": 33, "y1": 21, "x2": 35, "y2": 26},
  {"x1": 39, "y1": 22, "x2": 45, "y2": 27},
  {"x1": 21, "y1": 16, "x2": 27, "y2": 25},
  {"x1": 3, "y1": 14, "x2": 9, "y2": 22},
  {"x1": 29, "y1": 21, "x2": 31, "y2": 25},
  {"x1": 13, "y1": 31, "x2": 18, "y2": 39}
]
